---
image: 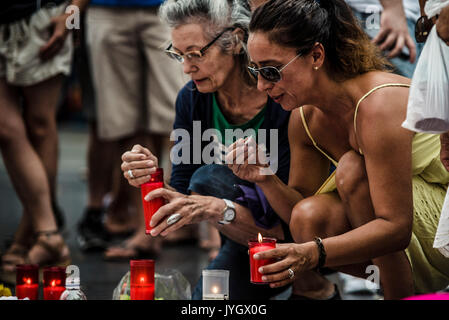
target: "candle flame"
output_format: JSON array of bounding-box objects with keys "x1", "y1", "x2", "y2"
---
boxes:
[
  {"x1": 212, "y1": 286, "x2": 219, "y2": 294},
  {"x1": 258, "y1": 233, "x2": 263, "y2": 243},
  {"x1": 140, "y1": 276, "x2": 146, "y2": 283},
  {"x1": 51, "y1": 280, "x2": 56, "y2": 287},
  {"x1": 24, "y1": 277, "x2": 32, "y2": 285}
]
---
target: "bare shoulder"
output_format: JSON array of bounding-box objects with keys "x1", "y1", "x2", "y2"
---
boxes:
[
  {"x1": 356, "y1": 76, "x2": 413, "y2": 151},
  {"x1": 356, "y1": 73, "x2": 411, "y2": 126}
]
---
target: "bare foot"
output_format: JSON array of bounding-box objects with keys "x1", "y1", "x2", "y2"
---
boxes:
[{"x1": 104, "y1": 233, "x2": 162, "y2": 260}]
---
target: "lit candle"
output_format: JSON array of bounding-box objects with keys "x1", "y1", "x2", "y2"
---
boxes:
[
  {"x1": 43, "y1": 267, "x2": 66, "y2": 300},
  {"x1": 130, "y1": 260, "x2": 155, "y2": 300},
  {"x1": 140, "y1": 168, "x2": 164, "y2": 234},
  {"x1": 15, "y1": 264, "x2": 39, "y2": 300},
  {"x1": 202, "y1": 269, "x2": 229, "y2": 300},
  {"x1": 248, "y1": 233, "x2": 276, "y2": 284}
]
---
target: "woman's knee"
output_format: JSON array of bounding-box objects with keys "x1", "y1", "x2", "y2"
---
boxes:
[
  {"x1": 25, "y1": 113, "x2": 57, "y2": 141},
  {"x1": 335, "y1": 151, "x2": 367, "y2": 199},
  {"x1": 290, "y1": 197, "x2": 329, "y2": 242}
]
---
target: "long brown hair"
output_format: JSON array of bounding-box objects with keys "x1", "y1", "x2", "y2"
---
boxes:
[{"x1": 249, "y1": 0, "x2": 392, "y2": 82}]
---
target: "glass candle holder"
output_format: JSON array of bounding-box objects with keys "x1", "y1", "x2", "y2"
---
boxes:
[
  {"x1": 43, "y1": 266, "x2": 66, "y2": 300},
  {"x1": 202, "y1": 269, "x2": 230, "y2": 300},
  {"x1": 248, "y1": 235, "x2": 276, "y2": 284},
  {"x1": 130, "y1": 260, "x2": 155, "y2": 300},
  {"x1": 15, "y1": 264, "x2": 39, "y2": 300},
  {"x1": 140, "y1": 168, "x2": 164, "y2": 234}
]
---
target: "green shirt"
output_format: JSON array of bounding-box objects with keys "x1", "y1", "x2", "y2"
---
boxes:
[{"x1": 212, "y1": 93, "x2": 266, "y2": 146}]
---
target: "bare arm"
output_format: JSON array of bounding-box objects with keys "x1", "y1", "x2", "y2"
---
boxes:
[
  {"x1": 256, "y1": 108, "x2": 331, "y2": 223},
  {"x1": 226, "y1": 108, "x2": 331, "y2": 224},
  {"x1": 323, "y1": 92, "x2": 414, "y2": 266}
]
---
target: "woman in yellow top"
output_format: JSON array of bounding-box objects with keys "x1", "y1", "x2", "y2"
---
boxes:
[{"x1": 226, "y1": 0, "x2": 449, "y2": 299}]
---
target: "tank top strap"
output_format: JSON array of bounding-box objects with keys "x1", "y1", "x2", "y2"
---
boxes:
[
  {"x1": 299, "y1": 106, "x2": 339, "y2": 167},
  {"x1": 353, "y1": 83, "x2": 411, "y2": 155}
]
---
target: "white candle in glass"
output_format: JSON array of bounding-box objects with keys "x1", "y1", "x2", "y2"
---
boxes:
[{"x1": 202, "y1": 269, "x2": 229, "y2": 300}]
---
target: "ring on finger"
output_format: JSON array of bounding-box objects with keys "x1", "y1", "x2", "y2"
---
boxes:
[
  {"x1": 167, "y1": 213, "x2": 181, "y2": 226},
  {"x1": 287, "y1": 268, "x2": 294, "y2": 279},
  {"x1": 128, "y1": 169, "x2": 134, "y2": 179}
]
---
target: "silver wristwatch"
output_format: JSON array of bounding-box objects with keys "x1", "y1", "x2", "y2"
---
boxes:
[{"x1": 218, "y1": 199, "x2": 236, "y2": 225}]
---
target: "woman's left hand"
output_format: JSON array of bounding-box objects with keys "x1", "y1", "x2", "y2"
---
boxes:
[
  {"x1": 145, "y1": 188, "x2": 223, "y2": 237},
  {"x1": 254, "y1": 242, "x2": 317, "y2": 288}
]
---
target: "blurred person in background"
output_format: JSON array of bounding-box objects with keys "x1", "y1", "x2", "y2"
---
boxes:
[
  {"x1": 83, "y1": 0, "x2": 187, "y2": 260},
  {"x1": 346, "y1": 0, "x2": 422, "y2": 78},
  {"x1": 0, "y1": 0, "x2": 89, "y2": 275}
]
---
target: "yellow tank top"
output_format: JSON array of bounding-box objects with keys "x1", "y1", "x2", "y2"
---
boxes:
[{"x1": 300, "y1": 83, "x2": 449, "y2": 192}]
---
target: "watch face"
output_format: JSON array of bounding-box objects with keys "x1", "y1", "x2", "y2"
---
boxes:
[{"x1": 224, "y1": 209, "x2": 235, "y2": 221}]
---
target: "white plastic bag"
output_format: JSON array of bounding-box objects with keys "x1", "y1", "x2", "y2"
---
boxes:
[
  {"x1": 401, "y1": 26, "x2": 449, "y2": 134},
  {"x1": 424, "y1": 0, "x2": 449, "y2": 19}
]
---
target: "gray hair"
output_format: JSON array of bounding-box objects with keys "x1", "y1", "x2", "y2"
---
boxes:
[
  {"x1": 159, "y1": 0, "x2": 255, "y2": 85},
  {"x1": 159, "y1": 0, "x2": 251, "y2": 47}
]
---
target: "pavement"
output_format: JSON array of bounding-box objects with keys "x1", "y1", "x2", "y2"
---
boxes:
[{"x1": 0, "y1": 122, "x2": 384, "y2": 300}]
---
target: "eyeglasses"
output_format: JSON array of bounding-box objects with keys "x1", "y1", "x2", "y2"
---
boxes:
[
  {"x1": 415, "y1": 15, "x2": 435, "y2": 43},
  {"x1": 165, "y1": 27, "x2": 235, "y2": 63},
  {"x1": 247, "y1": 53, "x2": 303, "y2": 83}
]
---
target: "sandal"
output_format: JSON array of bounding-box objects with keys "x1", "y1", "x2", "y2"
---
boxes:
[
  {"x1": 26, "y1": 230, "x2": 71, "y2": 267},
  {"x1": 0, "y1": 231, "x2": 70, "y2": 285},
  {"x1": 7, "y1": 231, "x2": 71, "y2": 269}
]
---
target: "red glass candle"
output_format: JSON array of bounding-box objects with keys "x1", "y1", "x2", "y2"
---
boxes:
[
  {"x1": 15, "y1": 264, "x2": 39, "y2": 300},
  {"x1": 140, "y1": 168, "x2": 164, "y2": 234},
  {"x1": 43, "y1": 266, "x2": 66, "y2": 300},
  {"x1": 130, "y1": 260, "x2": 155, "y2": 300},
  {"x1": 248, "y1": 233, "x2": 276, "y2": 284}
]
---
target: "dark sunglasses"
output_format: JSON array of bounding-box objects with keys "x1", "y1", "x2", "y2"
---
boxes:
[
  {"x1": 247, "y1": 53, "x2": 302, "y2": 83},
  {"x1": 165, "y1": 27, "x2": 235, "y2": 63},
  {"x1": 415, "y1": 15, "x2": 435, "y2": 43}
]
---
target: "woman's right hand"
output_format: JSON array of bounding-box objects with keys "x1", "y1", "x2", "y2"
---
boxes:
[
  {"x1": 225, "y1": 137, "x2": 273, "y2": 184},
  {"x1": 121, "y1": 144, "x2": 159, "y2": 187}
]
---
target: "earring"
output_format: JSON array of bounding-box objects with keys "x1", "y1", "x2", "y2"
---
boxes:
[{"x1": 314, "y1": 66, "x2": 319, "y2": 70}]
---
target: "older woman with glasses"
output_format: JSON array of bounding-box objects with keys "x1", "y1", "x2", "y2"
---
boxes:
[
  {"x1": 120, "y1": 0, "x2": 293, "y2": 300},
  {"x1": 227, "y1": 0, "x2": 449, "y2": 299}
]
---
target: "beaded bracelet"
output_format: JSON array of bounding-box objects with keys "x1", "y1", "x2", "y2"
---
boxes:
[{"x1": 314, "y1": 237, "x2": 327, "y2": 271}]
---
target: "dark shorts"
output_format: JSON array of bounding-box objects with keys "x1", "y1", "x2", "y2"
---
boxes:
[{"x1": 188, "y1": 164, "x2": 291, "y2": 300}]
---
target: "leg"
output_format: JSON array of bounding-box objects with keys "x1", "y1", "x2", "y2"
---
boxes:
[
  {"x1": 22, "y1": 74, "x2": 64, "y2": 202},
  {"x1": 289, "y1": 193, "x2": 360, "y2": 299},
  {"x1": 0, "y1": 79, "x2": 68, "y2": 270},
  {"x1": 77, "y1": 121, "x2": 117, "y2": 251},
  {"x1": 86, "y1": 122, "x2": 116, "y2": 209},
  {"x1": 335, "y1": 150, "x2": 414, "y2": 299}
]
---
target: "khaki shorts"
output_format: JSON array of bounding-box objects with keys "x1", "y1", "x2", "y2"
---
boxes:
[
  {"x1": 86, "y1": 6, "x2": 188, "y2": 139},
  {"x1": 0, "y1": 2, "x2": 73, "y2": 86}
]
